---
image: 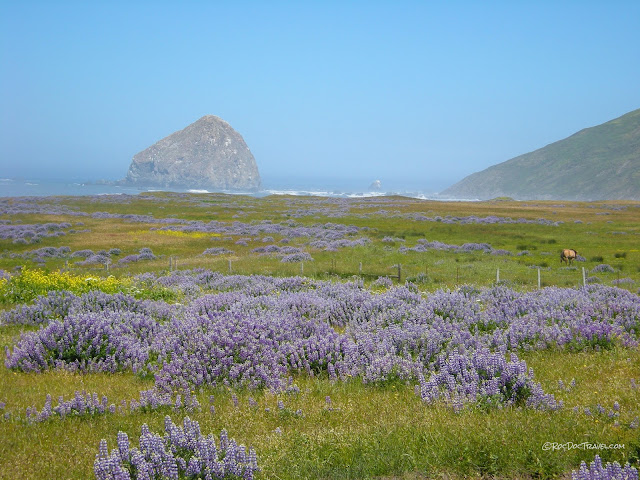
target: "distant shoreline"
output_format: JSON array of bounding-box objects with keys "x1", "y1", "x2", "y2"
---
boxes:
[{"x1": 0, "y1": 178, "x2": 458, "y2": 201}]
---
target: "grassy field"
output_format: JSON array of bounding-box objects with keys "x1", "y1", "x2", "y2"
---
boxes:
[
  {"x1": 1, "y1": 192, "x2": 639, "y2": 479},
  {"x1": 2, "y1": 193, "x2": 639, "y2": 288}
]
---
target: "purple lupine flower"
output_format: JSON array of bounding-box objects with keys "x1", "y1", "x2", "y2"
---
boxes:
[
  {"x1": 97, "y1": 415, "x2": 257, "y2": 480},
  {"x1": 571, "y1": 454, "x2": 638, "y2": 480},
  {"x1": 117, "y1": 432, "x2": 130, "y2": 461},
  {"x1": 6, "y1": 269, "x2": 640, "y2": 414},
  {"x1": 202, "y1": 247, "x2": 234, "y2": 256}
]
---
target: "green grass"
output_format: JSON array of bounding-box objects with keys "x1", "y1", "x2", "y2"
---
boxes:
[
  {"x1": 4, "y1": 194, "x2": 639, "y2": 291},
  {"x1": 1, "y1": 348, "x2": 638, "y2": 479},
  {"x1": 1, "y1": 193, "x2": 640, "y2": 479}
]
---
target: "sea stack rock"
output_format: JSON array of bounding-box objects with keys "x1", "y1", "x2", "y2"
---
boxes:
[
  {"x1": 125, "y1": 115, "x2": 261, "y2": 191},
  {"x1": 369, "y1": 180, "x2": 382, "y2": 191}
]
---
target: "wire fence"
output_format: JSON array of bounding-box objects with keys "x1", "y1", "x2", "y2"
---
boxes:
[
  {"x1": 57, "y1": 254, "x2": 638, "y2": 293},
  {"x1": 163, "y1": 256, "x2": 637, "y2": 292}
]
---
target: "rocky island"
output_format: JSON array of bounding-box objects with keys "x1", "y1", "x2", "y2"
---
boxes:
[{"x1": 124, "y1": 115, "x2": 261, "y2": 191}]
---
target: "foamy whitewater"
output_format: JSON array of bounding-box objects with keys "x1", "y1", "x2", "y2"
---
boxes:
[{"x1": 0, "y1": 178, "x2": 469, "y2": 201}]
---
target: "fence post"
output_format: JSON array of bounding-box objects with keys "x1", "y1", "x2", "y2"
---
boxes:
[
  {"x1": 359, "y1": 262, "x2": 362, "y2": 276},
  {"x1": 301, "y1": 262, "x2": 304, "y2": 275},
  {"x1": 496, "y1": 268, "x2": 500, "y2": 283},
  {"x1": 456, "y1": 266, "x2": 459, "y2": 285},
  {"x1": 397, "y1": 264, "x2": 402, "y2": 283},
  {"x1": 537, "y1": 268, "x2": 541, "y2": 289},
  {"x1": 582, "y1": 267, "x2": 586, "y2": 286},
  {"x1": 228, "y1": 259, "x2": 232, "y2": 273}
]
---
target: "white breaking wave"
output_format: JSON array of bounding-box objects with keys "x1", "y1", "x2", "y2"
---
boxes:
[
  {"x1": 262, "y1": 188, "x2": 454, "y2": 200},
  {"x1": 1, "y1": 178, "x2": 473, "y2": 201},
  {"x1": 344, "y1": 191, "x2": 388, "y2": 198},
  {"x1": 264, "y1": 189, "x2": 333, "y2": 197}
]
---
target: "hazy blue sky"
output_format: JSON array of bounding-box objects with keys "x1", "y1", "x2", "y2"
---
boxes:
[{"x1": 1, "y1": 1, "x2": 639, "y2": 192}]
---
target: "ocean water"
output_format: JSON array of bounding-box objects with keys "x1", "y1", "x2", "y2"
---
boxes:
[
  {"x1": 0, "y1": 178, "x2": 146, "y2": 197},
  {"x1": 0, "y1": 177, "x2": 463, "y2": 201}
]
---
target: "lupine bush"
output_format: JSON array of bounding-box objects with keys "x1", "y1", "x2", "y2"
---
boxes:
[
  {"x1": 571, "y1": 455, "x2": 638, "y2": 480},
  {"x1": 153, "y1": 292, "x2": 358, "y2": 391},
  {"x1": 252, "y1": 245, "x2": 303, "y2": 256},
  {"x1": 308, "y1": 237, "x2": 370, "y2": 251},
  {"x1": 0, "y1": 200, "x2": 86, "y2": 216},
  {"x1": 71, "y1": 249, "x2": 96, "y2": 259},
  {"x1": 11, "y1": 246, "x2": 71, "y2": 263},
  {"x1": 371, "y1": 276, "x2": 393, "y2": 289},
  {"x1": 0, "y1": 222, "x2": 72, "y2": 243},
  {"x1": 1, "y1": 289, "x2": 175, "y2": 326},
  {"x1": 6, "y1": 270, "x2": 640, "y2": 412},
  {"x1": 2, "y1": 289, "x2": 77, "y2": 325},
  {"x1": 94, "y1": 416, "x2": 259, "y2": 480},
  {"x1": 592, "y1": 264, "x2": 615, "y2": 273},
  {"x1": 154, "y1": 220, "x2": 367, "y2": 243},
  {"x1": 416, "y1": 350, "x2": 561, "y2": 411},
  {"x1": 280, "y1": 252, "x2": 313, "y2": 263},
  {"x1": 24, "y1": 388, "x2": 200, "y2": 424},
  {"x1": 403, "y1": 213, "x2": 561, "y2": 226},
  {"x1": 117, "y1": 248, "x2": 158, "y2": 265},
  {"x1": 400, "y1": 239, "x2": 495, "y2": 254},
  {"x1": 5, "y1": 310, "x2": 161, "y2": 374},
  {"x1": 381, "y1": 236, "x2": 405, "y2": 243},
  {"x1": 90, "y1": 211, "x2": 189, "y2": 225},
  {"x1": 202, "y1": 248, "x2": 234, "y2": 256},
  {"x1": 79, "y1": 253, "x2": 111, "y2": 266},
  {"x1": 146, "y1": 221, "x2": 374, "y2": 253}
]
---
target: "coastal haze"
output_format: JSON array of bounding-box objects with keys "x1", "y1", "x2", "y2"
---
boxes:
[{"x1": 1, "y1": 3, "x2": 640, "y2": 198}]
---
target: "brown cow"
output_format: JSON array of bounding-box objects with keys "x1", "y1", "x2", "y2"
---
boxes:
[{"x1": 560, "y1": 248, "x2": 578, "y2": 265}]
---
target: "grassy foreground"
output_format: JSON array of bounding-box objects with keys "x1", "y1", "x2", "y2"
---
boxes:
[
  {"x1": 1, "y1": 193, "x2": 639, "y2": 479},
  {"x1": 1, "y1": 343, "x2": 639, "y2": 479}
]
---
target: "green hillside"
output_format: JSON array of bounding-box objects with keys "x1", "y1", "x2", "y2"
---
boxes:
[{"x1": 441, "y1": 108, "x2": 640, "y2": 200}]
